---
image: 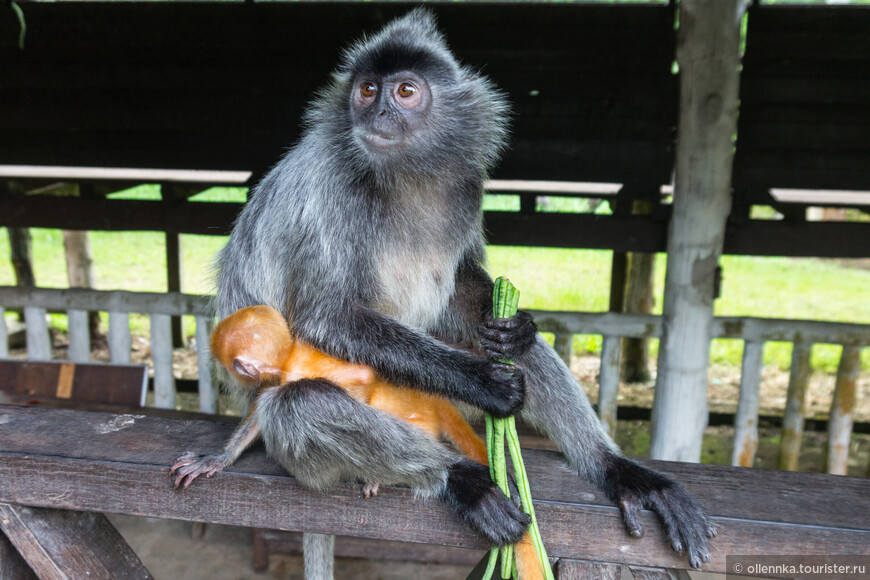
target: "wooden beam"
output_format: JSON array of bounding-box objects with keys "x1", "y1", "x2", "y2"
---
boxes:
[
  {"x1": 0, "y1": 503, "x2": 153, "y2": 580},
  {"x1": 0, "y1": 530, "x2": 37, "y2": 580},
  {"x1": 651, "y1": 0, "x2": 744, "y2": 462},
  {"x1": 0, "y1": 406, "x2": 867, "y2": 575}
]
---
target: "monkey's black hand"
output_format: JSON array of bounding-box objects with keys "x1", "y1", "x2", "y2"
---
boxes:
[
  {"x1": 474, "y1": 360, "x2": 525, "y2": 418},
  {"x1": 603, "y1": 455, "x2": 716, "y2": 569},
  {"x1": 479, "y1": 311, "x2": 537, "y2": 362}
]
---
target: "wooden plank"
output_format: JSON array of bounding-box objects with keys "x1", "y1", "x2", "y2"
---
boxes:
[
  {"x1": 778, "y1": 343, "x2": 813, "y2": 471},
  {"x1": 195, "y1": 316, "x2": 216, "y2": 414},
  {"x1": 531, "y1": 310, "x2": 870, "y2": 346},
  {"x1": 256, "y1": 530, "x2": 484, "y2": 567},
  {"x1": 7, "y1": 228, "x2": 35, "y2": 287},
  {"x1": 827, "y1": 346, "x2": 861, "y2": 475},
  {"x1": 598, "y1": 336, "x2": 622, "y2": 438},
  {"x1": 150, "y1": 313, "x2": 176, "y2": 409},
  {"x1": 629, "y1": 567, "x2": 690, "y2": 580},
  {"x1": 0, "y1": 307, "x2": 7, "y2": 359},
  {"x1": 0, "y1": 406, "x2": 868, "y2": 576},
  {"x1": 732, "y1": 341, "x2": 764, "y2": 468},
  {"x1": 0, "y1": 360, "x2": 147, "y2": 407},
  {"x1": 67, "y1": 308, "x2": 91, "y2": 363},
  {"x1": 651, "y1": 0, "x2": 743, "y2": 462},
  {"x1": 556, "y1": 559, "x2": 620, "y2": 580},
  {"x1": 0, "y1": 529, "x2": 37, "y2": 580},
  {"x1": 23, "y1": 306, "x2": 51, "y2": 361},
  {"x1": 108, "y1": 312, "x2": 131, "y2": 365},
  {"x1": 0, "y1": 286, "x2": 211, "y2": 317},
  {"x1": 0, "y1": 503, "x2": 153, "y2": 580}
]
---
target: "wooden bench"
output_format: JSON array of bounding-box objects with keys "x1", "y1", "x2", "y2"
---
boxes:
[{"x1": 0, "y1": 405, "x2": 867, "y2": 578}]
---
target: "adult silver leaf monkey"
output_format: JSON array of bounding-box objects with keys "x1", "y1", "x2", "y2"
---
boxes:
[{"x1": 176, "y1": 8, "x2": 715, "y2": 574}]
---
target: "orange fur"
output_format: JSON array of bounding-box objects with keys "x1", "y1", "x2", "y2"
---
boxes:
[{"x1": 212, "y1": 305, "x2": 543, "y2": 579}]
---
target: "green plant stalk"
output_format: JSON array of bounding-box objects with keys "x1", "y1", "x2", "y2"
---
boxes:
[{"x1": 481, "y1": 278, "x2": 553, "y2": 580}]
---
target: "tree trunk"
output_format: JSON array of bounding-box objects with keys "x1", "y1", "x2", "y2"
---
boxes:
[{"x1": 621, "y1": 252, "x2": 655, "y2": 382}]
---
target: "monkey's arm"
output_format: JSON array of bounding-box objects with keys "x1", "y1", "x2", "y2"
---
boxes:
[
  {"x1": 439, "y1": 260, "x2": 715, "y2": 569},
  {"x1": 292, "y1": 300, "x2": 524, "y2": 418},
  {"x1": 170, "y1": 404, "x2": 262, "y2": 489}
]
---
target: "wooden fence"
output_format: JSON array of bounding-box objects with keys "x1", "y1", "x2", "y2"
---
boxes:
[{"x1": 1, "y1": 286, "x2": 867, "y2": 475}]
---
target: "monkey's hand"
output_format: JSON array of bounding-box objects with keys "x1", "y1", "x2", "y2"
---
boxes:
[
  {"x1": 479, "y1": 311, "x2": 537, "y2": 362},
  {"x1": 603, "y1": 455, "x2": 716, "y2": 569},
  {"x1": 170, "y1": 451, "x2": 232, "y2": 489},
  {"x1": 474, "y1": 360, "x2": 525, "y2": 418}
]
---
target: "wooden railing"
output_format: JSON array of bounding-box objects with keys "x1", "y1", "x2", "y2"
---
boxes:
[
  {"x1": 0, "y1": 286, "x2": 215, "y2": 413},
  {"x1": 1, "y1": 286, "x2": 867, "y2": 475}
]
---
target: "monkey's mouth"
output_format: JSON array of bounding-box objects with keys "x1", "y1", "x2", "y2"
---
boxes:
[{"x1": 361, "y1": 132, "x2": 402, "y2": 149}]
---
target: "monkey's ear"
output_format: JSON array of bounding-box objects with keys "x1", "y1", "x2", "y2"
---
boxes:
[{"x1": 233, "y1": 357, "x2": 264, "y2": 382}]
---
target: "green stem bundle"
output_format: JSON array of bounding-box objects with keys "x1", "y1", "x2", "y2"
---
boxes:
[{"x1": 482, "y1": 277, "x2": 554, "y2": 580}]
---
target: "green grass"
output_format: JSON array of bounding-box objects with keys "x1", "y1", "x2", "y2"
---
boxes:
[{"x1": 2, "y1": 188, "x2": 869, "y2": 371}]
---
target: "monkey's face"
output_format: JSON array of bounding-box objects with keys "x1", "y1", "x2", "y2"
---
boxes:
[{"x1": 349, "y1": 71, "x2": 432, "y2": 156}]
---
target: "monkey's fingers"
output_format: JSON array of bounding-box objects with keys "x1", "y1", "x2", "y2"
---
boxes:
[
  {"x1": 479, "y1": 311, "x2": 537, "y2": 361},
  {"x1": 618, "y1": 496, "x2": 645, "y2": 539},
  {"x1": 169, "y1": 452, "x2": 199, "y2": 475}
]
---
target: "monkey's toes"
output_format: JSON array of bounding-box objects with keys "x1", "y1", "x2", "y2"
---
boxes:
[{"x1": 362, "y1": 481, "x2": 380, "y2": 499}]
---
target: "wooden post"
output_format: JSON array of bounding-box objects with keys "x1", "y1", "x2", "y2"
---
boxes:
[
  {"x1": 553, "y1": 331, "x2": 573, "y2": 367},
  {"x1": 151, "y1": 313, "x2": 176, "y2": 409},
  {"x1": 598, "y1": 335, "x2": 622, "y2": 438},
  {"x1": 778, "y1": 343, "x2": 813, "y2": 471},
  {"x1": 195, "y1": 315, "x2": 217, "y2": 414},
  {"x1": 62, "y1": 230, "x2": 101, "y2": 344},
  {"x1": 622, "y1": 201, "x2": 656, "y2": 383},
  {"x1": 609, "y1": 252, "x2": 628, "y2": 314},
  {"x1": 7, "y1": 228, "x2": 35, "y2": 288},
  {"x1": 161, "y1": 184, "x2": 187, "y2": 348},
  {"x1": 827, "y1": 346, "x2": 860, "y2": 475},
  {"x1": 650, "y1": 0, "x2": 743, "y2": 462},
  {"x1": 732, "y1": 341, "x2": 764, "y2": 467},
  {"x1": 66, "y1": 309, "x2": 91, "y2": 363},
  {"x1": 0, "y1": 308, "x2": 7, "y2": 359},
  {"x1": 24, "y1": 307, "x2": 51, "y2": 361},
  {"x1": 107, "y1": 312, "x2": 131, "y2": 364}
]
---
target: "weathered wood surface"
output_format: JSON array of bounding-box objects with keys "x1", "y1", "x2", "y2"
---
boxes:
[
  {"x1": 195, "y1": 315, "x2": 216, "y2": 414},
  {"x1": 597, "y1": 335, "x2": 621, "y2": 438},
  {"x1": 253, "y1": 529, "x2": 484, "y2": 568},
  {"x1": 108, "y1": 312, "x2": 132, "y2": 365},
  {"x1": 23, "y1": 306, "x2": 51, "y2": 361},
  {"x1": 0, "y1": 406, "x2": 867, "y2": 575},
  {"x1": 67, "y1": 308, "x2": 91, "y2": 363},
  {"x1": 0, "y1": 528, "x2": 37, "y2": 580},
  {"x1": 556, "y1": 559, "x2": 620, "y2": 580},
  {"x1": 828, "y1": 346, "x2": 860, "y2": 475},
  {"x1": 0, "y1": 360, "x2": 147, "y2": 407},
  {"x1": 779, "y1": 343, "x2": 813, "y2": 471},
  {"x1": 629, "y1": 566, "x2": 691, "y2": 580},
  {"x1": 150, "y1": 313, "x2": 176, "y2": 409},
  {"x1": 732, "y1": 341, "x2": 764, "y2": 468},
  {"x1": 532, "y1": 309, "x2": 870, "y2": 345},
  {"x1": 0, "y1": 503, "x2": 152, "y2": 580},
  {"x1": 651, "y1": 0, "x2": 743, "y2": 462},
  {"x1": 0, "y1": 286, "x2": 211, "y2": 317}
]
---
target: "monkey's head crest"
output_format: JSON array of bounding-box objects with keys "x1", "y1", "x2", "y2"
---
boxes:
[{"x1": 306, "y1": 8, "x2": 510, "y2": 181}]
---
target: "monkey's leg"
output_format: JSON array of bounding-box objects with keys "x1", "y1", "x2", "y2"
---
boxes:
[
  {"x1": 516, "y1": 336, "x2": 715, "y2": 569},
  {"x1": 170, "y1": 404, "x2": 262, "y2": 489},
  {"x1": 255, "y1": 378, "x2": 529, "y2": 547},
  {"x1": 438, "y1": 403, "x2": 489, "y2": 466}
]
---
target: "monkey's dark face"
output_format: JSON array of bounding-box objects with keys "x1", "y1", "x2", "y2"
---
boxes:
[{"x1": 349, "y1": 71, "x2": 432, "y2": 155}]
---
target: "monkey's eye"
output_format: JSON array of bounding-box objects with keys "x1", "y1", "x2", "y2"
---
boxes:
[
  {"x1": 397, "y1": 83, "x2": 417, "y2": 98},
  {"x1": 360, "y1": 82, "x2": 377, "y2": 98}
]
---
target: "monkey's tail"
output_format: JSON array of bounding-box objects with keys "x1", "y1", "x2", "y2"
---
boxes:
[{"x1": 514, "y1": 530, "x2": 547, "y2": 580}]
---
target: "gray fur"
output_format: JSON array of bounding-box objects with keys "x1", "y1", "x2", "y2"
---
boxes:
[
  {"x1": 212, "y1": 8, "x2": 712, "y2": 570},
  {"x1": 255, "y1": 380, "x2": 453, "y2": 496}
]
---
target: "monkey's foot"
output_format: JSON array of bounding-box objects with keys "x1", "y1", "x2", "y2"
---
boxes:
[
  {"x1": 362, "y1": 481, "x2": 380, "y2": 499},
  {"x1": 170, "y1": 452, "x2": 231, "y2": 489},
  {"x1": 603, "y1": 454, "x2": 717, "y2": 569}
]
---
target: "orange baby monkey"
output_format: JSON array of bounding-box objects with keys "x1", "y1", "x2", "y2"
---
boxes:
[
  {"x1": 172, "y1": 305, "x2": 543, "y2": 579},
  {"x1": 212, "y1": 305, "x2": 488, "y2": 470}
]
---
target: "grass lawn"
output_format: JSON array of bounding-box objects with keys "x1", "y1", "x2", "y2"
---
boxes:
[{"x1": 2, "y1": 186, "x2": 869, "y2": 372}]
